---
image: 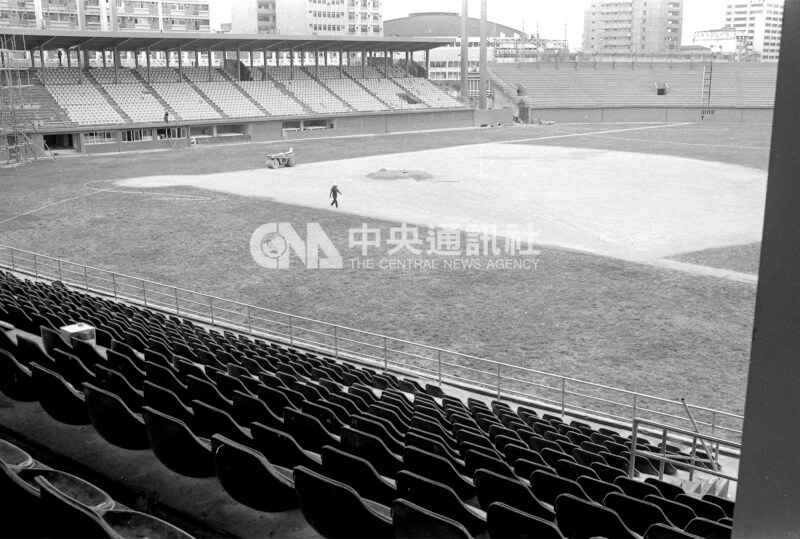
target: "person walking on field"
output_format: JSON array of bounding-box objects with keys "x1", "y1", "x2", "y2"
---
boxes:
[{"x1": 329, "y1": 185, "x2": 342, "y2": 208}]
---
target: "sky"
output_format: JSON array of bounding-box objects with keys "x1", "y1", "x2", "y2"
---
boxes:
[{"x1": 382, "y1": 0, "x2": 731, "y2": 49}]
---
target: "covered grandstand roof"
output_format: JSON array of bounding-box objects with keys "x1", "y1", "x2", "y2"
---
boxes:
[
  {"x1": 384, "y1": 12, "x2": 525, "y2": 39},
  {"x1": 0, "y1": 28, "x2": 450, "y2": 53}
]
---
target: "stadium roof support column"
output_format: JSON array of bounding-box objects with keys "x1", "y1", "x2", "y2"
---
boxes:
[
  {"x1": 362, "y1": 49, "x2": 366, "y2": 78},
  {"x1": 236, "y1": 48, "x2": 241, "y2": 81},
  {"x1": 735, "y1": 2, "x2": 800, "y2": 536},
  {"x1": 460, "y1": 0, "x2": 469, "y2": 101},
  {"x1": 76, "y1": 46, "x2": 83, "y2": 84},
  {"x1": 290, "y1": 47, "x2": 294, "y2": 80},
  {"x1": 133, "y1": 50, "x2": 138, "y2": 69},
  {"x1": 405, "y1": 51, "x2": 410, "y2": 76},
  {"x1": 263, "y1": 47, "x2": 268, "y2": 81},
  {"x1": 113, "y1": 46, "x2": 118, "y2": 84},
  {"x1": 425, "y1": 49, "x2": 430, "y2": 78},
  {"x1": 315, "y1": 48, "x2": 318, "y2": 78},
  {"x1": 38, "y1": 47, "x2": 45, "y2": 85},
  {"x1": 178, "y1": 46, "x2": 183, "y2": 82},
  {"x1": 249, "y1": 49, "x2": 254, "y2": 77},
  {"x1": 102, "y1": 49, "x2": 106, "y2": 68},
  {"x1": 384, "y1": 49, "x2": 388, "y2": 77},
  {"x1": 339, "y1": 49, "x2": 343, "y2": 78},
  {"x1": 479, "y1": 0, "x2": 488, "y2": 110},
  {"x1": 208, "y1": 47, "x2": 212, "y2": 82},
  {"x1": 146, "y1": 47, "x2": 151, "y2": 84},
  {"x1": 194, "y1": 50, "x2": 199, "y2": 68}
]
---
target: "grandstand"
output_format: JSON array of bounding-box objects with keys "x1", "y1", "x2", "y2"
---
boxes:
[{"x1": 489, "y1": 61, "x2": 777, "y2": 117}]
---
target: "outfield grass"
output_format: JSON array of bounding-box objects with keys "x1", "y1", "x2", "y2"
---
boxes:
[
  {"x1": 670, "y1": 243, "x2": 761, "y2": 275},
  {"x1": 0, "y1": 123, "x2": 768, "y2": 419}
]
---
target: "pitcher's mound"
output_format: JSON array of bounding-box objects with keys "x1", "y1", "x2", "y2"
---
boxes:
[{"x1": 367, "y1": 168, "x2": 433, "y2": 181}]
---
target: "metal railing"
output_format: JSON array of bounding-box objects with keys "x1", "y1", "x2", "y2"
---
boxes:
[
  {"x1": 0, "y1": 244, "x2": 744, "y2": 441},
  {"x1": 630, "y1": 418, "x2": 741, "y2": 490}
]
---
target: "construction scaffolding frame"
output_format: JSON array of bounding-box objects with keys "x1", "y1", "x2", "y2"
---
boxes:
[{"x1": 0, "y1": 28, "x2": 54, "y2": 168}]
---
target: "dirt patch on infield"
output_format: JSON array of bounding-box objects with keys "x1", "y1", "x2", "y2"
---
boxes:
[{"x1": 366, "y1": 168, "x2": 434, "y2": 181}]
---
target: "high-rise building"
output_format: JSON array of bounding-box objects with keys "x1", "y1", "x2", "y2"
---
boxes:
[
  {"x1": 724, "y1": 0, "x2": 783, "y2": 61},
  {"x1": 223, "y1": 0, "x2": 382, "y2": 36},
  {"x1": 582, "y1": 0, "x2": 683, "y2": 54},
  {"x1": 0, "y1": 0, "x2": 212, "y2": 33}
]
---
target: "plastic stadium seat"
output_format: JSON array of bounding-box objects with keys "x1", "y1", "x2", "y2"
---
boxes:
[
  {"x1": 405, "y1": 429, "x2": 466, "y2": 474},
  {"x1": 320, "y1": 445, "x2": 397, "y2": 506},
  {"x1": 643, "y1": 523, "x2": 703, "y2": 539},
  {"x1": 392, "y1": 498, "x2": 472, "y2": 539},
  {"x1": 94, "y1": 364, "x2": 144, "y2": 411},
  {"x1": 604, "y1": 491, "x2": 674, "y2": 536},
  {"x1": 187, "y1": 374, "x2": 232, "y2": 411},
  {"x1": 84, "y1": 383, "x2": 149, "y2": 450},
  {"x1": 684, "y1": 517, "x2": 733, "y2": 539},
  {"x1": 474, "y1": 468, "x2": 555, "y2": 521},
  {"x1": 143, "y1": 406, "x2": 214, "y2": 478},
  {"x1": 250, "y1": 422, "x2": 322, "y2": 471},
  {"x1": 515, "y1": 458, "x2": 555, "y2": 480},
  {"x1": 30, "y1": 362, "x2": 90, "y2": 425},
  {"x1": 294, "y1": 466, "x2": 393, "y2": 539},
  {"x1": 675, "y1": 494, "x2": 728, "y2": 522},
  {"x1": 576, "y1": 475, "x2": 624, "y2": 505},
  {"x1": 572, "y1": 447, "x2": 608, "y2": 468},
  {"x1": 464, "y1": 448, "x2": 517, "y2": 479},
  {"x1": 555, "y1": 493, "x2": 638, "y2": 539},
  {"x1": 0, "y1": 348, "x2": 36, "y2": 401},
  {"x1": 283, "y1": 407, "x2": 340, "y2": 453},
  {"x1": 16, "y1": 334, "x2": 53, "y2": 366},
  {"x1": 211, "y1": 434, "x2": 297, "y2": 512},
  {"x1": 645, "y1": 494, "x2": 698, "y2": 530},
  {"x1": 53, "y1": 349, "x2": 95, "y2": 391},
  {"x1": 143, "y1": 381, "x2": 193, "y2": 424},
  {"x1": 36, "y1": 476, "x2": 110, "y2": 538},
  {"x1": 351, "y1": 414, "x2": 404, "y2": 454},
  {"x1": 643, "y1": 477, "x2": 685, "y2": 500},
  {"x1": 529, "y1": 470, "x2": 591, "y2": 506},
  {"x1": 403, "y1": 445, "x2": 475, "y2": 500},
  {"x1": 541, "y1": 447, "x2": 576, "y2": 469},
  {"x1": 614, "y1": 476, "x2": 664, "y2": 500},
  {"x1": 191, "y1": 399, "x2": 251, "y2": 445},
  {"x1": 0, "y1": 438, "x2": 33, "y2": 471},
  {"x1": 556, "y1": 459, "x2": 601, "y2": 482},
  {"x1": 395, "y1": 470, "x2": 486, "y2": 536},
  {"x1": 341, "y1": 426, "x2": 403, "y2": 478},
  {"x1": 231, "y1": 390, "x2": 284, "y2": 430},
  {"x1": 487, "y1": 501, "x2": 565, "y2": 539},
  {"x1": 702, "y1": 493, "x2": 735, "y2": 518}
]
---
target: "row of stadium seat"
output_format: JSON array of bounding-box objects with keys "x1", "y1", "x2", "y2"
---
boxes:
[
  {"x1": 0, "y1": 269, "x2": 735, "y2": 538},
  {"x1": 0, "y1": 436, "x2": 195, "y2": 538}
]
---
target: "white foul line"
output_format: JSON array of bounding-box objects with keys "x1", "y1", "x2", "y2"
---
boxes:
[
  {"x1": 0, "y1": 188, "x2": 119, "y2": 228},
  {"x1": 496, "y1": 122, "x2": 697, "y2": 145}
]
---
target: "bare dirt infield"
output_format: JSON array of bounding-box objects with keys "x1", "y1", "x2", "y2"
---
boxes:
[{"x1": 0, "y1": 123, "x2": 769, "y2": 418}]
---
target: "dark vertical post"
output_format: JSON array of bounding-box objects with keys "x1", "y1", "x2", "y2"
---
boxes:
[
  {"x1": 734, "y1": 2, "x2": 800, "y2": 537},
  {"x1": 113, "y1": 46, "x2": 118, "y2": 83},
  {"x1": 236, "y1": 48, "x2": 241, "y2": 81},
  {"x1": 177, "y1": 46, "x2": 183, "y2": 81},
  {"x1": 460, "y1": 0, "x2": 469, "y2": 101},
  {"x1": 208, "y1": 47, "x2": 213, "y2": 81},
  {"x1": 146, "y1": 47, "x2": 151, "y2": 84},
  {"x1": 478, "y1": 0, "x2": 487, "y2": 109}
]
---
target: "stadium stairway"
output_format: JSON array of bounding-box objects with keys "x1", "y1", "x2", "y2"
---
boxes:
[
  {"x1": 303, "y1": 67, "x2": 368, "y2": 112},
  {"x1": 84, "y1": 71, "x2": 134, "y2": 124},
  {"x1": 130, "y1": 69, "x2": 179, "y2": 121},
  {"x1": 215, "y1": 68, "x2": 271, "y2": 116},
  {"x1": 339, "y1": 69, "x2": 394, "y2": 110},
  {"x1": 180, "y1": 76, "x2": 229, "y2": 119},
  {"x1": 260, "y1": 69, "x2": 314, "y2": 115}
]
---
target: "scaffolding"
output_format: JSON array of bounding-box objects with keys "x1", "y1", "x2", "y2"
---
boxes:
[{"x1": 1, "y1": 29, "x2": 54, "y2": 168}]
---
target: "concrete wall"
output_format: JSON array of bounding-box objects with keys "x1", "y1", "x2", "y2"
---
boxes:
[
  {"x1": 526, "y1": 106, "x2": 773, "y2": 124},
  {"x1": 474, "y1": 108, "x2": 514, "y2": 126}
]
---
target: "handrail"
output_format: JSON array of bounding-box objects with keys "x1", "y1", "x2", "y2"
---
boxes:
[
  {"x1": 0, "y1": 243, "x2": 745, "y2": 441},
  {"x1": 630, "y1": 417, "x2": 740, "y2": 488}
]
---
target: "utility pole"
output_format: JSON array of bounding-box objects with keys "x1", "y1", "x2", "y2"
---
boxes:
[
  {"x1": 460, "y1": 0, "x2": 469, "y2": 102},
  {"x1": 478, "y1": 0, "x2": 487, "y2": 110}
]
